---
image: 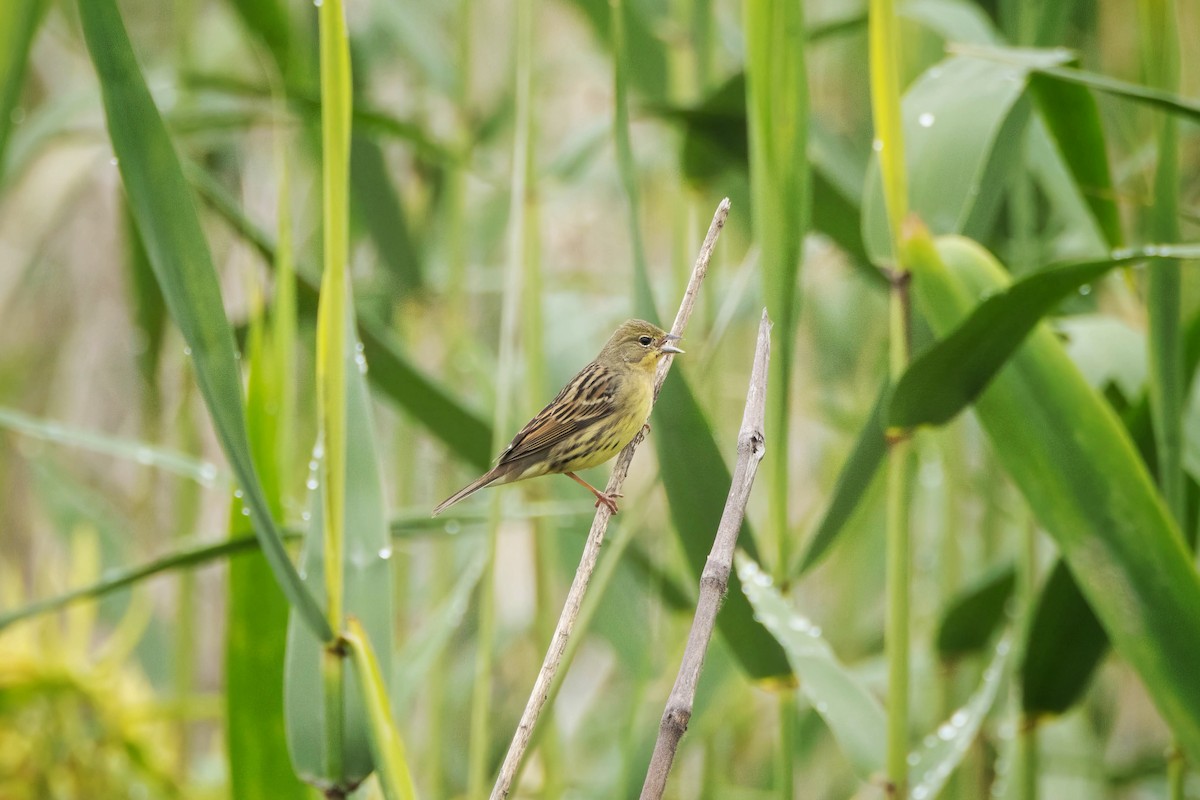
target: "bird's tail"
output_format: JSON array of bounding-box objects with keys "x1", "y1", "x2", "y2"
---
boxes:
[{"x1": 432, "y1": 467, "x2": 504, "y2": 516}]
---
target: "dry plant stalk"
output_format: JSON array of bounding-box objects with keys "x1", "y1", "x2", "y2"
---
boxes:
[
  {"x1": 639, "y1": 309, "x2": 771, "y2": 800},
  {"x1": 489, "y1": 198, "x2": 733, "y2": 800}
]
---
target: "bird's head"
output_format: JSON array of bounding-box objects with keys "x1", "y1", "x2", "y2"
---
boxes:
[{"x1": 597, "y1": 319, "x2": 684, "y2": 371}]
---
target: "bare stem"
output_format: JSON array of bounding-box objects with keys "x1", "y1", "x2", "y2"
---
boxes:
[
  {"x1": 488, "y1": 198, "x2": 731, "y2": 800},
  {"x1": 640, "y1": 310, "x2": 772, "y2": 800}
]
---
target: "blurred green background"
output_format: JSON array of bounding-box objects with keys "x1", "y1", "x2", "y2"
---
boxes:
[{"x1": 1, "y1": 0, "x2": 1199, "y2": 797}]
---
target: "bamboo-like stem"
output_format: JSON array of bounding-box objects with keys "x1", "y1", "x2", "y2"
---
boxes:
[
  {"x1": 316, "y1": 0, "x2": 353, "y2": 780},
  {"x1": 868, "y1": 0, "x2": 911, "y2": 792},
  {"x1": 489, "y1": 198, "x2": 731, "y2": 800},
  {"x1": 640, "y1": 310, "x2": 771, "y2": 799}
]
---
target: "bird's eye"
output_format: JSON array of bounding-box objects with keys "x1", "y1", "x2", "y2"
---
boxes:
[{"x1": 638, "y1": 336, "x2": 653, "y2": 346}]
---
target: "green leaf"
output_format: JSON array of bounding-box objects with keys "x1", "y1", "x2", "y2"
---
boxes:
[
  {"x1": 796, "y1": 380, "x2": 889, "y2": 574},
  {"x1": 909, "y1": 634, "x2": 1012, "y2": 798},
  {"x1": 935, "y1": 564, "x2": 1015, "y2": 660},
  {"x1": 0, "y1": 406, "x2": 221, "y2": 485},
  {"x1": 863, "y1": 52, "x2": 1072, "y2": 263},
  {"x1": 906, "y1": 231, "x2": 1200, "y2": 762},
  {"x1": 737, "y1": 553, "x2": 885, "y2": 778},
  {"x1": 76, "y1": 0, "x2": 331, "y2": 641},
  {"x1": 285, "y1": 313, "x2": 393, "y2": 788},
  {"x1": 654, "y1": 370, "x2": 790, "y2": 680},
  {"x1": 122, "y1": 200, "x2": 169, "y2": 391},
  {"x1": 889, "y1": 244, "x2": 1200, "y2": 430},
  {"x1": 0, "y1": 0, "x2": 45, "y2": 177},
  {"x1": 1028, "y1": 72, "x2": 1122, "y2": 249},
  {"x1": 344, "y1": 617, "x2": 419, "y2": 800},
  {"x1": 1020, "y1": 559, "x2": 1107, "y2": 717}
]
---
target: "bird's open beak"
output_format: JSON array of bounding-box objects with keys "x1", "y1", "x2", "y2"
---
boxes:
[{"x1": 661, "y1": 333, "x2": 684, "y2": 355}]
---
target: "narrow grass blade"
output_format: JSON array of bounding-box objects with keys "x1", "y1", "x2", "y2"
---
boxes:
[
  {"x1": 889, "y1": 244, "x2": 1200, "y2": 430},
  {"x1": 796, "y1": 380, "x2": 889, "y2": 574},
  {"x1": 0, "y1": 0, "x2": 45, "y2": 175},
  {"x1": 908, "y1": 635, "x2": 1012, "y2": 800},
  {"x1": 905, "y1": 230, "x2": 1200, "y2": 761},
  {"x1": 0, "y1": 407, "x2": 221, "y2": 485},
  {"x1": 344, "y1": 617, "x2": 418, "y2": 800},
  {"x1": 76, "y1": 0, "x2": 331, "y2": 641},
  {"x1": 1028, "y1": 73, "x2": 1122, "y2": 248},
  {"x1": 122, "y1": 201, "x2": 168, "y2": 390},
  {"x1": 935, "y1": 564, "x2": 1015, "y2": 660},
  {"x1": 737, "y1": 553, "x2": 885, "y2": 778}
]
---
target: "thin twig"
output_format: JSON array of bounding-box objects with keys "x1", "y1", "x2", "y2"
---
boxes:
[
  {"x1": 639, "y1": 309, "x2": 772, "y2": 800},
  {"x1": 489, "y1": 198, "x2": 732, "y2": 800}
]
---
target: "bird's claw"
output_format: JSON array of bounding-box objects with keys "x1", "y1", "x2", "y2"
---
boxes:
[
  {"x1": 594, "y1": 492, "x2": 621, "y2": 514},
  {"x1": 642, "y1": 422, "x2": 651, "y2": 434}
]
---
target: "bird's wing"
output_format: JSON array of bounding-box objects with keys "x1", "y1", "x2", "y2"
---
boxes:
[{"x1": 497, "y1": 361, "x2": 619, "y2": 464}]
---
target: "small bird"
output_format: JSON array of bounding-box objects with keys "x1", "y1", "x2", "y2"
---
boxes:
[{"x1": 433, "y1": 319, "x2": 683, "y2": 516}]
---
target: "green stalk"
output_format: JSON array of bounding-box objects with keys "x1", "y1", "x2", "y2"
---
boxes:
[
  {"x1": 868, "y1": 0, "x2": 911, "y2": 794},
  {"x1": 316, "y1": 0, "x2": 353, "y2": 779},
  {"x1": 467, "y1": 1, "x2": 536, "y2": 793},
  {"x1": 743, "y1": 0, "x2": 809, "y2": 584},
  {"x1": 1139, "y1": 0, "x2": 1184, "y2": 795}
]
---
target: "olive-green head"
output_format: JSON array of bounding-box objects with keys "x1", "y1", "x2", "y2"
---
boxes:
[{"x1": 596, "y1": 319, "x2": 684, "y2": 370}]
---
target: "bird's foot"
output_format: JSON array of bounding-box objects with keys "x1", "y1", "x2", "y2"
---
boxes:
[
  {"x1": 593, "y1": 492, "x2": 621, "y2": 515},
  {"x1": 642, "y1": 422, "x2": 651, "y2": 434}
]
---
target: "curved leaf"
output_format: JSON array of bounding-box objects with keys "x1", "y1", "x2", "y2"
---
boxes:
[
  {"x1": 76, "y1": 0, "x2": 330, "y2": 641},
  {"x1": 905, "y1": 231, "x2": 1200, "y2": 762}
]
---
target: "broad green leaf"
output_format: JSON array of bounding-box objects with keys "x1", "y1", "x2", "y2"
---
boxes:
[
  {"x1": 187, "y1": 162, "x2": 493, "y2": 469},
  {"x1": 76, "y1": 0, "x2": 330, "y2": 641},
  {"x1": 796, "y1": 380, "x2": 889, "y2": 574},
  {"x1": 344, "y1": 617, "x2": 418, "y2": 800},
  {"x1": 737, "y1": 553, "x2": 885, "y2": 777},
  {"x1": 227, "y1": 318, "x2": 307, "y2": 800},
  {"x1": 1020, "y1": 559, "x2": 1107, "y2": 717},
  {"x1": 935, "y1": 564, "x2": 1015, "y2": 660},
  {"x1": 863, "y1": 52, "x2": 1072, "y2": 262},
  {"x1": 0, "y1": 0, "x2": 45, "y2": 177},
  {"x1": 906, "y1": 231, "x2": 1200, "y2": 761},
  {"x1": 285, "y1": 314, "x2": 393, "y2": 788},
  {"x1": 957, "y1": 46, "x2": 1200, "y2": 124},
  {"x1": 909, "y1": 635, "x2": 1012, "y2": 799},
  {"x1": 0, "y1": 406, "x2": 221, "y2": 485},
  {"x1": 1028, "y1": 72, "x2": 1122, "y2": 249},
  {"x1": 654, "y1": 370, "x2": 790, "y2": 680},
  {"x1": 888, "y1": 244, "x2": 1200, "y2": 430}
]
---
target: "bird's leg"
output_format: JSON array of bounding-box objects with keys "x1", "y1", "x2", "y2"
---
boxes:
[{"x1": 565, "y1": 471, "x2": 621, "y2": 514}]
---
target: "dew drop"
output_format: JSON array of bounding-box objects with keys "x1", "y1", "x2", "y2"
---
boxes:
[
  {"x1": 198, "y1": 463, "x2": 219, "y2": 484},
  {"x1": 301, "y1": 511, "x2": 312, "y2": 522},
  {"x1": 445, "y1": 520, "x2": 461, "y2": 535},
  {"x1": 109, "y1": 156, "x2": 119, "y2": 166},
  {"x1": 907, "y1": 753, "x2": 920, "y2": 766},
  {"x1": 937, "y1": 721, "x2": 956, "y2": 741},
  {"x1": 1078, "y1": 284, "x2": 1092, "y2": 296},
  {"x1": 183, "y1": 346, "x2": 192, "y2": 356},
  {"x1": 234, "y1": 489, "x2": 244, "y2": 499},
  {"x1": 872, "y1": 138, "x2": 884, "y2": 152},
  {"x1": 378, "y1": 546, "x2": 393, "y2": 560},
  {"x1": 306, "y1": 477, "x2": 319, "y2": 490},
  {"x1": 809, "y1": 625, "x2": 822, "y2": 637},
  {"x1": 918, "y1": 112, "x2": 935, "y2": 128},
  {"x1": 241, "y1": 506, "x2": 250, "y2": 516}
]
